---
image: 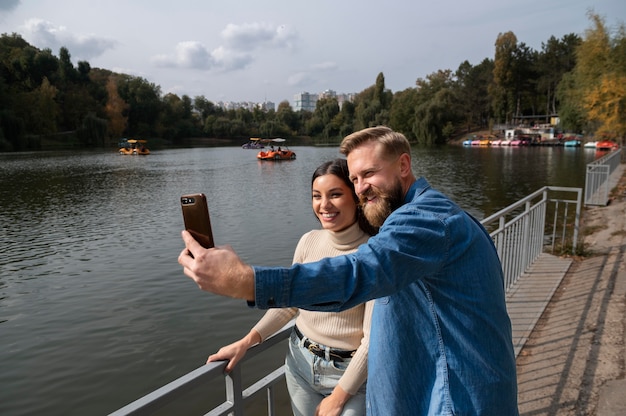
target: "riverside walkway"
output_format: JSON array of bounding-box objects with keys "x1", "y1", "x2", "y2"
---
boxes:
[{"x1": 512, "y1": 164, "x2": 626, "y2": 416}]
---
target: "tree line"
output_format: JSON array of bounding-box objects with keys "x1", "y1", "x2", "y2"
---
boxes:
[{"x1": 0, "y1": 12, "x2": 624, "y2": 151}]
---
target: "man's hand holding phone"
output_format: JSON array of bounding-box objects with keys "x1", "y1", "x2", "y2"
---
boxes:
[
  {"x1": 179, "y1": 193, "x2": 255, "y2": 301},
  {"x1": 178, "y1": 231, "x2": 255, "y2": 300}
]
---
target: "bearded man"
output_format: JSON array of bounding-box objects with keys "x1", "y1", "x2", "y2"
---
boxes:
[{"x1": 179, "y1": 126, "x2": 519, "y2": 416}]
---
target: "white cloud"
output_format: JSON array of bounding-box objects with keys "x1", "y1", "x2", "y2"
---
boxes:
[
  {"x1": 20, "y1": 18, "x2": 116, "y2": 61},
  {"x1": 313, "y1": 61, "x2": 338, "y2": 71},
  {"x1": 151, "y1": 22, "x2": 298, "y2": 73},
  {"x1": 153, "y1": 41, "x2": 214, "y2": 69},
  {"x1": 221, "y1": 22, "x2": 297, "y2": 51}
]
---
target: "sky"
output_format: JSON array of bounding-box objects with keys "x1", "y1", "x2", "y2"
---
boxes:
[{"x1": 1, "y1": 0, "x2": 624, "y2": 106}]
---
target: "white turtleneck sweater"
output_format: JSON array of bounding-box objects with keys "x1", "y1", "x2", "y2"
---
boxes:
[{"x1": 253, "y1": 221, "x2": 372, "y2": 395}]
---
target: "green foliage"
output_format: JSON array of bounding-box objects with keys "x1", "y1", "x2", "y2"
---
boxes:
[{"x1": 1, "y1": 13, "x2": 623, "y2": 151}]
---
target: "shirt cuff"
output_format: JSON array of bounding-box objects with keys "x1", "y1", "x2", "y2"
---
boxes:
[{"x1": 252, "y1": 266, "x2": 289, "y2": 309}]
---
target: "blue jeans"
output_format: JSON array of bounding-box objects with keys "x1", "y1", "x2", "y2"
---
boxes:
[{"x1": 285, "y1": 330, "x2": 366, "y2": 416}]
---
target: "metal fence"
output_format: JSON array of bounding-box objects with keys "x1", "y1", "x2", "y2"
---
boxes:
[
  {"x1": 481, "y1": 186, "x2": 582, "y2": 291},
  {"x1": 110, "y1": 187, "x2": 583, "y2": 415},
  {"x1": 109, "y1": 323, "x2": 293, "y2": 416},
  {"x1": 585, "y1": 148, "x2": 622, "y2": 206}
]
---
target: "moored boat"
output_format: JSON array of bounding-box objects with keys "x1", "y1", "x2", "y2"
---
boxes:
[
  {"x1": 564, "y1": 139, "x2": 581, "y2": 147},
  {"x1": 583, "y1": 141, "x2": 597, "y2": 149},
  {"x1": 595, "y1": 140, "x2": 619, "y2": 151}
]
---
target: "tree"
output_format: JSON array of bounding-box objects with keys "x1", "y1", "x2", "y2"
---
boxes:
[
  {"x1": 491, "y1": 32, "x2": 519, "y2": 123},
  {"x1": 455, "y1": 58, "x2": 494, "y2": 132},
  {"x1": 105, "y1": 76, "x2": 128, "y2": 139},
  {"x1": 558, "y1": 12, "x2": 626, "y2": 137},
  {"x1": 118, "y1": 75, "x2": 162, "y2": 137},
  {"x1": 537, "y1": 34, "x2": 580, "y2": 117},
  {"x1": 276, "y1": 100, "x2": 299, "y2": 134},
  {"x1": 353, "y1": 72, "x2": 392, "y2": 130},
  {"x1": 411, "y1": 70, "x2": 459, "y2": 145},
  {"x1": 389, "y1": 87, "x2": 418, "y2": 140},
  {"x1": 577, "y1": 13, "x2": 626, "y2": 137}
]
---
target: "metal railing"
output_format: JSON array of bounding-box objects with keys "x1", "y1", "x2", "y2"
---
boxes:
[
  {"x1": 111, "y1": 187, "x2": 583, "y2": 415},
  {"x1": 109, "y1": 323, "x2": 293, "y2": 416},
  {"x1": 481, "y1": 186, "x2": 582, "y2": 291},
  {"x1": 585, "y1": 148, "x2": 622, "y2": 206}
]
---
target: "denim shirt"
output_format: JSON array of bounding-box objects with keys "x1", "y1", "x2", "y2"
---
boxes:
[{"x1": 254, "y1": 178, "x2": 518, "y2": 415}]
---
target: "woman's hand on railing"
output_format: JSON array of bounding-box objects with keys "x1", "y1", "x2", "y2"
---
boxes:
[{"x1": 206, "y1": 329, "x2": 262, "y2": 373}]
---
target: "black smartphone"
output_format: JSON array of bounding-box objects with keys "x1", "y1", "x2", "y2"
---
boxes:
[{"x1": 181, "y1": 193, "x2": 215, "y2": 249}]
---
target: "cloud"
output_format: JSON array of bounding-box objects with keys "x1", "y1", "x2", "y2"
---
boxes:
[
  {"x1": 313, "y1": 61, "x2": 339, "y2": 71},
  {"x1": 152, "y1": 22, "x2": 298, "y2": 72},
  {"x1": 0, "y1": 0, "x2": 20, "y2": 13},
  {"x1": 20, "y1": 18, "x2": 117, "y2": 61},
  {"x1": 287, "y1": 71, "x2": 315, "y2": 88},
  {"x1": 153, "y1": 41, "x2": 214, "y2": 69},
  {"x1": 222, "y1": 22, "x2": 297, "y2": 51},
  {"x1": 287, "y1": 61, "x2": 339, "y2": 89}
]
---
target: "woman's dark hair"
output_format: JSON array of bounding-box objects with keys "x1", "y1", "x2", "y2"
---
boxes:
[{"x1": 311, "y1": 158, "x2": 378, "y2": 236}]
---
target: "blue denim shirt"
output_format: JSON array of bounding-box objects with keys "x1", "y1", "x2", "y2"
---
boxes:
[{"x1": 254, "y1": 178, "x2": 518, "y2": 415}]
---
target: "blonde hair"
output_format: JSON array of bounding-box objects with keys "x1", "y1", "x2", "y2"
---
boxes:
[{"x1": 339, "y1": 126, "x2": 411, "y2": 161}]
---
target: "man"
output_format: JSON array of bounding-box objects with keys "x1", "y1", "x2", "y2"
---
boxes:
[{"x1": 179, "y1": 126, "x2": 518, "y2": 415}]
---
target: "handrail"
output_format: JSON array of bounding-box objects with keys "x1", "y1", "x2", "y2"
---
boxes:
[
  {"x1": 111, "y1": 186, "x2": 583, "y2": 415},
  {"x1": 585, "y1": 148, "x2": 622, "y2": 206},
  {"x1": 481, "y1": 186, "x2": 582, "y2": 291},
  {"x1": 109, "y1": 323, "x2": 294, "y2": 416}
]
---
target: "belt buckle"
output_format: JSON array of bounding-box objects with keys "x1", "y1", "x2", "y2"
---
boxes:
[{"x1": 307, "y1": 342, "x2": 323, "y2": 356}]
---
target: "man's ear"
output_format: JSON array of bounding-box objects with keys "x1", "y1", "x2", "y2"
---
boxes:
[{"x1": 398, "y1": 153, "x2": 412, "y2": 177}]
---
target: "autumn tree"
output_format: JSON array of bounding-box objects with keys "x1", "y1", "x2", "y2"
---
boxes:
[
  {"x1": 105, "y1": 76, "x2": 128, "y2": 139},
  {"x1": 578, "y1": 13, "x2": 626, "y2": 137},
  {"x1": 558, "y1": 12, "x2": 626, "y2": 138}
]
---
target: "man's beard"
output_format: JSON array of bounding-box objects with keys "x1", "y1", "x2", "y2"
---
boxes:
[{"x1": 359, "y1": 180, "x2": 404, "y2": 227}]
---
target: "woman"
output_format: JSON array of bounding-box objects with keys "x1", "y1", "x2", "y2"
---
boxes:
[{"x1": 207, "y1": 158, "x2": 377, "y2": 416}]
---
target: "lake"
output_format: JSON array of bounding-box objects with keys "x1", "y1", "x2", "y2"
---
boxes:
[{"x1": 0, "y1": 144, "x2": 598, "y2": 415}]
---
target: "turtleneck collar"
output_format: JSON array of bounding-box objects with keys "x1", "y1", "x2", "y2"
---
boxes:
[{"x1": 327, "y1": 221, "x2": 368, "y2": 250}]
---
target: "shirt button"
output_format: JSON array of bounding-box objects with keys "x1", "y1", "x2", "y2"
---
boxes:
[{"x1": 268, "y1": 298, "x2": 276, "y2": 306}]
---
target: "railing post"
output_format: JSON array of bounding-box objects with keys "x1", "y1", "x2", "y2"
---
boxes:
[
  {"x1": 572, "y1": 188, "x2": 582, "y2": 253},
  {"x1": 225, "y1": 367, "x2": 244, "y2": 416}
]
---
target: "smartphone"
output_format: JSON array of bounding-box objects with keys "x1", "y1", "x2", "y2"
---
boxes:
[{"x1": 181, "y1": 193, "x2": 215, "y2": 249}]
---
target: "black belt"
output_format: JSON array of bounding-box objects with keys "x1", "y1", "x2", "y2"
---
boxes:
[{"x1": 294, "y1": 325, "x2": 356, "y2": 362}]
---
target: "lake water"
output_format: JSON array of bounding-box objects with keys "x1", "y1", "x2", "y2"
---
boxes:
[{"x1": 0, "y1": 145, "x2": 598, "y2": 415}]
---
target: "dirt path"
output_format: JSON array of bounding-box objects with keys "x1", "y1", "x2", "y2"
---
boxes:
[{"x1": 516, "y1": 168, "x2": 626, "y2": 415}]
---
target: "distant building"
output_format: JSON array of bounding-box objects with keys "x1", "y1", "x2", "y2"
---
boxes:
[
  {"x1": 215, "y1": 100, "x2": 275, "y2": 112},
  {"x1": 293, "y1": 92, "x2": 318, "y2": 112},
  {"x1": 293, "y1": 90, "x2": 356, "y2": 112}
]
